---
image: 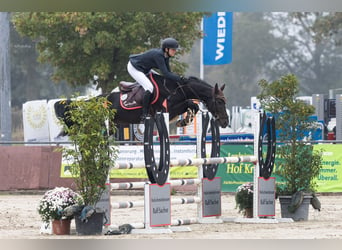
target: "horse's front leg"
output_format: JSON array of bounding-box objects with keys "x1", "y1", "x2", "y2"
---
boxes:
[
  {"x1": 168, "y1": 100, "x2": 199, "y2": 127},
  {"x1": 186, "y1": 100, "x2": 199, "y2": 114},
  {"x1": 176, "y1": 108, "x2": 196, "y2": 127}
]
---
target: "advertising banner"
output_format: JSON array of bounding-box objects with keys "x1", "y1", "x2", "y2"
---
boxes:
[
  {"x1": 217, "y1": 144, "x2": 342, "y2": 192},
  {"x1": 61, "y1": 144, "x2": 200, "y2": 179},
  {"x1": 202, "y1": 177, "x2": 221, "y2": 217},
  {"x1": 217, "y1": 144, "x2": 256, "y2": 192},
  {"x1": 60, "y1": 143, "x2": 342, "y2": 193},
  {"x1": 147, "y1": 184, "x2": 171, "y2": 227},
  {"x1": 315, "y1": 144, "x2": 342, "y2": 192},
  {"x1": 203, "y1": 12, "x2": 233, "y2": 65},
  {"x1": 258, "y1": 177, "x2": 276, "y2": 217},
  {"x1": 22, "y1": 100, "x2": 50, "y2": 143}
]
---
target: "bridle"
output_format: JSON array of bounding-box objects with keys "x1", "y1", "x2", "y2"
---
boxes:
[
  {"x1": 163, "y1": 77, "x2": 227, "y2": 120},
  {"x1": 163, "y1": 80, "x2": 191, "y2": 98},
  {"x1": 209, "y1": 88, "x2": 227, "y2": 120},
  {"x1": 163, "y1": 80, "x2": 201, "y2": 106}
]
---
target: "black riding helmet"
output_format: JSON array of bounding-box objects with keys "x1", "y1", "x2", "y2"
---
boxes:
[{"x1": 161, "y1": 38, "x2": 179, "y2": 50}]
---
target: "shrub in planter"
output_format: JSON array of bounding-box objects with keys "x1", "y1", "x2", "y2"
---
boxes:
[
  {"x1": 235, "y1": 182, "x2": 254, "y2": 218},
  {"x1": 60, "y1": 96, "x2": 118, "y2": 233},
  {"x1": 257, "y1": 74, "x2": 323, "y2": 220}
]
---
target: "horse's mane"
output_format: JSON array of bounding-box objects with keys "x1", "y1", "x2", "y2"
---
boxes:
[
  {"x1": 187, "y1": 76, "x2": 212, "y2": 88},
  {"x1": 149, "y1": 73, "x2": 212, "y2": 89},
  {"x1": 188, "y1": 76, "x2": 200, "y2": 81}
]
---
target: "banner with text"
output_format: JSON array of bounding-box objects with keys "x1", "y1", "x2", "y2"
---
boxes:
[
  {"x1": 203, "y1": 12, "x2": 233, "y2": 65},
  {"x1": 60, "y1": 143, "x2": 342, "y2": 193},
  {"x1": 315, "y1": 144, "x2": 342, "y2": 192},
  {"x1": 217, "y1": 144, "x2": 342, "y2": 192},
  {"x1": 61, "y1": 144, "x2": 200, "y2": 179}
]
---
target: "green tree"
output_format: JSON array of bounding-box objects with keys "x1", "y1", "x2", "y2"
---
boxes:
[{"x1": 12, "y1": 12, "x2": 203, "y2": 93}]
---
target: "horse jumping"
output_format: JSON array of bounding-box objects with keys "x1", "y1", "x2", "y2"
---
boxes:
[{"x1": 54, "y1": 73, "x2": 229, "y2": 131}]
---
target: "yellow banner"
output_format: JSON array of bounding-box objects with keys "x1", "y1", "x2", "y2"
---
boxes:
[{"x1": 314, "y1": 144, "x2": 342, "y2": 192}]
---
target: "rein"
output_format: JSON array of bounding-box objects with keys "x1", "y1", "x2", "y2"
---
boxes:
[
  {"x1": 163, "y1": 80, "x2": 189, "y2": 99},
  {"x1": 161, "y1": 76, "x2": 227, "y2": 121},
  {"x1": 165, "y1": 80, "x2": 202, "y2": 104}
]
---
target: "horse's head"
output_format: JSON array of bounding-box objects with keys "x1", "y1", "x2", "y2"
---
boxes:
[{"x1": 207, "y1": 83, "x2": 229, "y2": 128}]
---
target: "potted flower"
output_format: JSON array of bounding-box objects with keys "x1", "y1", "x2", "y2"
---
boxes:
[
  {"x1": 60, "y1": 95, "x2": 118, "y2": 235},
  {"x1": 38, "y1": 187, "x2": 82, "y2": 235},
  {"x1": 257, "y1": 74, "x2": 323, "y2": 221},
  {"x1": 235, "y1": 182, "x2": 254, "y2": 218}
]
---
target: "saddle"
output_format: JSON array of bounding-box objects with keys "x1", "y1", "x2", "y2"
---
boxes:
[{"x1": 119, "y1": 74, "x2": 159, "y2": 110}]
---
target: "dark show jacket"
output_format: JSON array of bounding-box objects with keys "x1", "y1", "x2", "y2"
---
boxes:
[{"x1": 129, "y1": 48, "x2": 181, "y2": 82}]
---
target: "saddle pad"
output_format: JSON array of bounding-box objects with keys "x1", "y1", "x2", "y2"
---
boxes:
[{"x1": 120, "y1": 74, "x2": 159, "y2": 110}]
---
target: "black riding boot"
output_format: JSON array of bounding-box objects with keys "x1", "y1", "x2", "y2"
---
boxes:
[{"x1": 141, "y1": 90, "x2": 152, "y2": 121}]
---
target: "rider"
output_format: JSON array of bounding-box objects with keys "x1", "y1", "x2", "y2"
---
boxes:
[{"x1": 127, "y1": 37, "x2": 187, "y2": 121}]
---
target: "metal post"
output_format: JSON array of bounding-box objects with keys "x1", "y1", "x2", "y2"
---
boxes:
[{"x1": 0, "y1": 12, "x2": 11, "y2": 141}]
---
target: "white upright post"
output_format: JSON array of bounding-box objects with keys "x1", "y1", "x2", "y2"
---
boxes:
[
  {"x1": 144, "y1": 184, "x2": 151, "y2": 229},
  {"x1": 253, "y1": 111, "x2": 260, "y2": 218},
  {"x1": 163, "y1": 113, "x2": 169, "y2": 135},
  {"x1": 196, "y1": 112, "x2": 203, "y2": 220}
]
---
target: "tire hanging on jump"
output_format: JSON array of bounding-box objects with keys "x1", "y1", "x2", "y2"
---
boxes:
[
  {"x1": 143, "y1": 113, "x2": 170, "y2": 186},
  {"x1": 201, "y1": 113, "x2": 221, "y2": 180},
  {"x1": 258, "y1": 112, "x2": 276, "y2": 179}
]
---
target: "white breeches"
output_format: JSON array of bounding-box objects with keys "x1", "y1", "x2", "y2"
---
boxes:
[{"x1": 127, "y1": 61, "x2": 153, "y2": 93}]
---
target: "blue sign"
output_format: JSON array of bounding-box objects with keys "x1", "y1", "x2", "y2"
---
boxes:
[{"x1": 203, "y1": 12, "x2": 233, "y2": 65}]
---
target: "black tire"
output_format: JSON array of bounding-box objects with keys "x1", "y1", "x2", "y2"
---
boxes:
[
  {"x1": 258, "y1": 112, "x2": 276, "y2": 179},
  {"x1": 143, "y1": 113, "x2": 170, "y2": 185},
  {"x1": 202, "y1": 113, "x2": 220, "y2": 180}
]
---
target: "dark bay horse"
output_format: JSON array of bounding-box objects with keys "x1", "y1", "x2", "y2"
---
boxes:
[{"x1": 54, "y1": 73, "x2": 229, "y2": 131}]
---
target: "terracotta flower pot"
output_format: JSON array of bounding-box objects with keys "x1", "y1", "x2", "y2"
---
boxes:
[{"x1": 52, "y1": 219, "x2": 71, "y2": 235}]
